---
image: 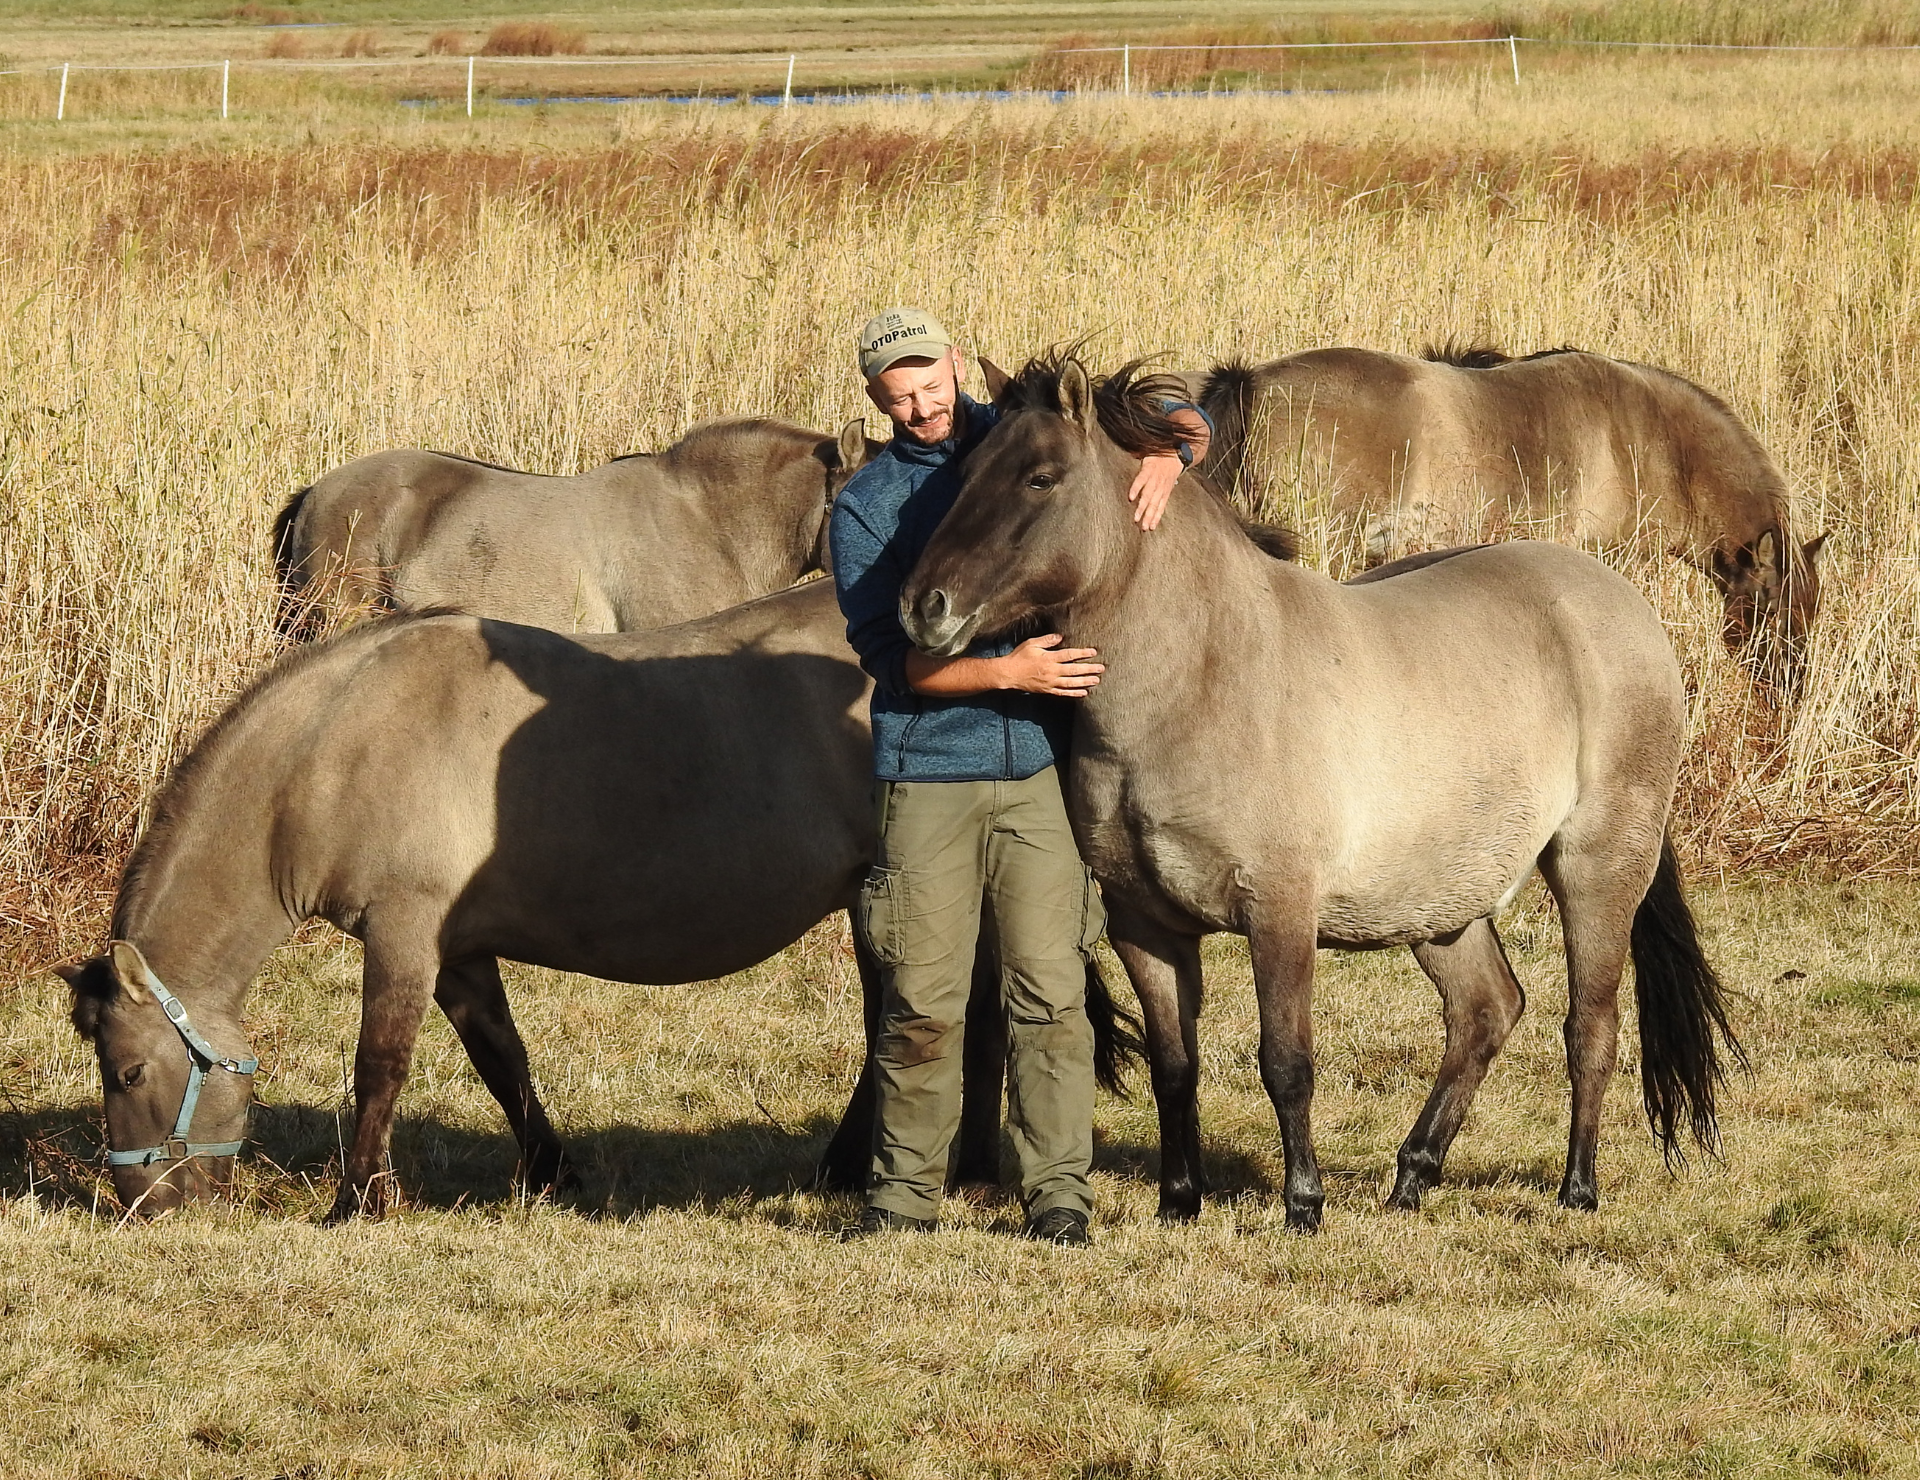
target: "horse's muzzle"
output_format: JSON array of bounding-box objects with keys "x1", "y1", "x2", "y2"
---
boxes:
[{"x1": 902, "y1": 588, "x2": 979, "y2": 657}]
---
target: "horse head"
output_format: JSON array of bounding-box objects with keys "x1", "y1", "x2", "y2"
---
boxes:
[
  {"x1": 60, "y1": 940, "x2": 256, "y2": 1215},
  {"x1": 1711, "y1": 526, "x2": 1827, "y2": 699},
  {"x1": 903, "y1": 352, "x2": 1190, "y2": 654},
  {"x1": 810, "y1": 418, "x2": 881, "y2": 577}
]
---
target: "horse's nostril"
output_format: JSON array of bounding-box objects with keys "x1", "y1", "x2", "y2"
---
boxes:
[{"x1": 922, "y1": 589, "x2": 951, "y2": 623}]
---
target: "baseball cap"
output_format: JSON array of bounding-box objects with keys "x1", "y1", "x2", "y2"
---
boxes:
[{"x1": 858, "y1": 307, "x2": 955, "y2": 379}]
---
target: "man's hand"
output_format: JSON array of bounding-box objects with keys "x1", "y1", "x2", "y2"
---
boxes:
[
  {"x1": 1127, "y1": 407, "x2": 1210, "y2": 531},
  {"x1": 905, "y1": 634, "x2": 1103, "y2": 698},
  {"x1": 1127, "y1": 452, "x2": 1184, "y2": 532},
  {"x1": 998, "y1": 634, "x2": 1104, "y2": 696}
]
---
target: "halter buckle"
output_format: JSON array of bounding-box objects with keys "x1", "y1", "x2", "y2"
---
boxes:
[{"x1": 164, "y1": 1137, "x2": 190, "y2": 1163}]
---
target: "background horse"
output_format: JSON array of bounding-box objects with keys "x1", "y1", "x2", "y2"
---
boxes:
[
  {"x1": 273, "y1": 417, "x2": 876, "y2": 639},
  {"x1": 60, "y1": 580, "x2": 1138, "y2": 1219},
  {"x1": 1197, "y1": 345, "x2": 1826, "y2": 693},
  {"x1": 903, "y1": 352, "x2": 1743, "y2": 1229}
]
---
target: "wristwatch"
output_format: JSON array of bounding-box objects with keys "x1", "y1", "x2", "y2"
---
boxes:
[{"x1": 1175, "y1": 441, "x2": 1195, "y2": 468}]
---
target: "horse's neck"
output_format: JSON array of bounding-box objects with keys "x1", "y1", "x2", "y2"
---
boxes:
[
  {"x1": 1637, "y1": 370, "x2": 1790, "y2": 555},
  {"x1": 113, "y1": 800, "x2": 293, "y2": 1027},
  {"x1": 686, "y1": 457, "x2": 817, "y2": 588},
  {"x1": 1071, "y1": 498, "x2": 1287, "y2": 738}
]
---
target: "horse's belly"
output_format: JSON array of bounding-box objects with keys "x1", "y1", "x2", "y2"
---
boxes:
[
  {"x1": 1316, "y1": 767, "x2": 1571, "y2": 946},
  {"x1": 1317, "y1": 846, "x2": 1537, "y2": 947}
]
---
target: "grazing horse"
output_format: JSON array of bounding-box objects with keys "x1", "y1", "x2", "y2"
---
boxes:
[
  {"x1": 272, "y1": 418, "x2": 877, "y2": 639},
  {"x1": 1198, "y1": 345, "x2": 1826, "y2": 693},
  {"x1": 59, "y1": 581, "x2": 1139, "y2": 1219},
  {"x1": 901, "y1": 352, "x2": 1744, "y2": 1229}
]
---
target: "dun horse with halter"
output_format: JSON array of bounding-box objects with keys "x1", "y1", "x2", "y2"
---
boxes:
[
  {"x1": 59, "y1": 582, "x2": 1138, "y2": 1217},
  {"x1": 903, "y1": 352, "x2": 1744, "y2": 1228}
]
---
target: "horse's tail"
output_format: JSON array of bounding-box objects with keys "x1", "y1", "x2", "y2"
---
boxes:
[
  {"x1": 270, "y1": 484, "x2": 313, "y2": 641},
  {"x1": 1631, "y1": 835, "x2": 1746, "y2": 1163},
  {"x1": 1085, "y1": 954, "x2": 1145, "y2": 1096},
  {"x1": 1196, "y1": 358, "x2": 1260, "y2": 510}
]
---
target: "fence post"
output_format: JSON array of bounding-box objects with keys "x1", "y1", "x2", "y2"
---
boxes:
[
  {"x1": 56, "y1": 62, "x2": 68, "y2": 121},
  {"x1": 784, "y1": 53, "x2": 794, "y2": 106},
  {"x1": 1508, "y1": 35, "x2": 1521, "y2": 84},
  {"x1": 221, "y1": 58, "x2": 230, "y2": 119},
  {"x1": 466, "y1": 55, "x2": 474, "y2": 116},
  {"x1": 1122, "y1": 43, "x2": 1130, "y2": 95}
]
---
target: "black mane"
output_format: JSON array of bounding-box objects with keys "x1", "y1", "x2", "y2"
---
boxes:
[
  {"x1": 1422, "y1": 341, "x2": 1583, "y2": 369},
  {"x1": 1000, "y1": 349, "x2": 1192, "y2": 456},
  {"x1": 1002, "y1": 349, "x2": 1298, "y2": 562}
]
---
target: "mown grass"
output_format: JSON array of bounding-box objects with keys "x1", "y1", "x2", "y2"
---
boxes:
[
  {"x1": 6, "y1": 881, "x2": 1920, "y2": 1474},
  {"x1": 5, "y1": 50, "x2": 1920, "y2": 1477}
]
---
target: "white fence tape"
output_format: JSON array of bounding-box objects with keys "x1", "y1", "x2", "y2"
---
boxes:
[{"x1": 4, "y1": 35, "x2": 1918, "y2": 121}]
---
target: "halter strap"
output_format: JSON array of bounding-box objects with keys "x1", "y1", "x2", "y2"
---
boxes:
[{"x1": 105, "y1": 964, "x2": 258, "y2": 1170}]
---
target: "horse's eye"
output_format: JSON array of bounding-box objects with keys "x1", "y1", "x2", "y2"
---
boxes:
[
  {"x1": 1026, "y1": 473, "x2": 1056, "y2": 493},
  {"x1": 120, "y1": 1064, "x2": 145, "y2": 1089}
]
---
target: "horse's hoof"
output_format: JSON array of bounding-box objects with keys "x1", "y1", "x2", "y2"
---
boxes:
[
  {"x1": 1557, "y1": 1185, "x2": 1599, "y2": 1213},
  {"x1": 1155, "y1": 1197, "x2": 1202, "y2": 1224},
  {"x1": 322, "y1": 1192, "x2": 379, "y2": 1225},
  {"x1": 521, "y1": 1151, "x2": 580, "y2": 1198},
  {"x1": 1284, "y1": 1195, "x2": 1324, "y2": 1234},
  {"x1": 1384, "y1": 1181, "x2": 1424, "y2": 1213}
]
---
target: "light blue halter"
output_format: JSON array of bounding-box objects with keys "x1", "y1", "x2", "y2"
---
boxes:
[{"x1": 106, "y1": 964, "x2": 259, "y2": 1170}]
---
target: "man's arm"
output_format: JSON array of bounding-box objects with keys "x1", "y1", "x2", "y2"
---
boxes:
[
  {"x1": 905, "y1": 635, "x2": 1103, "y2": 698},
  {"x1": 828, "y1": 495, "x2": 919, "y2": 697},
  {"x1": 1128, "y1": 405, "x2": 1211, "y2": 532}
]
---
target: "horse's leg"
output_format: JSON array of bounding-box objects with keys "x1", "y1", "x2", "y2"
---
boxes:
[
  {"x1": 1540, "y1": 833, "x2": 1649, "y2": 1212},
  {"x1": 327, "y1": 906, "x2": 440, "y2": 1223},
  {"x1": 950, "y1": 904, "x2": 1006, "y2": 1190},
  {"x1": 433, "y1": 955, "x2": 574, "y2": 1197},
  {"x1": 811, "y1": 917, "x2": 885, "y2": 1193},
  {"x1": 1107, "y1": 904, "x2": 1206, "y2": 1222},
  {"x1": 1388, "y1": 918, "x2": 1527, "y2": 1211},
  {"x1": 1247, "y1": 913, "x2": 1323, "y2": 1233}
]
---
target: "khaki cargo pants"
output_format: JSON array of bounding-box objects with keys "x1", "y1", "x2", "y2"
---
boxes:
[{"x1": 857, "y1": 766, "x2": 1104, "y2": 1222}]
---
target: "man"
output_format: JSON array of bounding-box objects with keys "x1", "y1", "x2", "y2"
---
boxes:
[{"x1": 829, "y1": 308, "x2": 1209, "y2": 1244}]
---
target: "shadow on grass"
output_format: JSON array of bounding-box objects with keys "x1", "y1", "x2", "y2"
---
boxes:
[{"x1": 5, "y1": 1096, "x2": 1294, "y2": 1221}]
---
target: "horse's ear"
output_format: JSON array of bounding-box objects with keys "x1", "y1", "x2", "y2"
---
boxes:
[
  {"x1": 1058, "y1": 360, "x2": 1094, "y2": 430},
  {"x1": 980, "y1": 356, "x2": 1011, "y2": 404},
  {"x1": 107, "y1": 941, "x2": 153, "y2": 1003},
  {"x1": 836, "y1": 418, "x2": 869, "y2": 473},
  {"x1": 1803, "y1": 531, "x2": 1829, "y2": 564},
  {"x1": 1754, "y1": 527, "x2": 1780, "y2": 573}
]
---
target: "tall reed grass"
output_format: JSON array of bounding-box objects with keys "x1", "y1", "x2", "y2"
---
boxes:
[{"x1": 2, "y1": 66, "x2": 1919, "y2": 958}]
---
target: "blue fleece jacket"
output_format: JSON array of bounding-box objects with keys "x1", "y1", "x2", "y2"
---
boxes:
[{"x1": 829, "y1": 395, "x2": 1073, "y2": 782}]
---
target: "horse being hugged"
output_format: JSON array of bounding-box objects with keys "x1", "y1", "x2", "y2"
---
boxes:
[
  {"x1": 1196, "y1": 345, "x2": 1826, "y2": 696},
  {"x1": 273, "y1": 417, "x2": 879, "y2": 640},
  {"x1": 903, "y1": 351, "x2": 1745, "y2": 1230}
]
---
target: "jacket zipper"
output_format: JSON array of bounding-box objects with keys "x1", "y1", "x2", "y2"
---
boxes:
[{"x1": 896, "y1": 704, "x2": 924, "y2": 773}]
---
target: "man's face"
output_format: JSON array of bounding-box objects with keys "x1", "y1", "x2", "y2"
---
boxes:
[{"x1": 865, "y1": 351, "x2": 965, "y2": 446}]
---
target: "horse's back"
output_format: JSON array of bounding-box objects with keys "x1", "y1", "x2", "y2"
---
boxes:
[
  {"x1": 255, "y1": 587, "x2": 870, "y2": 976},
  {"x1": 1230, "y1": 346, "x2": 1740, "y2": 555}
]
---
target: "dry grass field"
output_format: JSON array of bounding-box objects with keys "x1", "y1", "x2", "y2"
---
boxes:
[{"x1": 4, "y1": 36, "x2": 1920, "y2": 1478}]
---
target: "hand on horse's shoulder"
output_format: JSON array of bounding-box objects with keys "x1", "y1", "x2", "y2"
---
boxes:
[{"x1": 1001, "y1": 633, "x2": 1104, "y2": 698}]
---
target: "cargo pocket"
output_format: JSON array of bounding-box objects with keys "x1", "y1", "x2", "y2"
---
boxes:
[
  {"x1": 856, "y1": 867, "x2": 908, "y2": 968},
  {"x1": 1077, "y1": 868, "x2": 1108, "y2": 954}
]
